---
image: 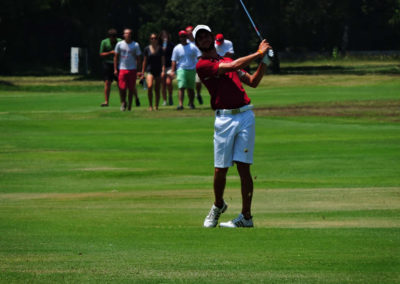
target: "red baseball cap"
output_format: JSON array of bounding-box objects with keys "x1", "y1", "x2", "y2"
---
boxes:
[
  {"x1": 185, "y1": 26, "x2": 194, "y2": 32},
  {"x1": 179, "y1": 30, "x2": 187, "y2": 37},
  {"x1": 215, "y1": 34, "x2": 224, "y2": 45}
]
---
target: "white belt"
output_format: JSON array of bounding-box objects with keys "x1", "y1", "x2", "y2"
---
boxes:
[{"x1": 215, "y1": 104, "x2": 253, "y2": 116}]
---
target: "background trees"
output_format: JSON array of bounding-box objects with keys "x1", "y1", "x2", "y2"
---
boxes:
[{"x1": 1, "y1": 0, "x2": 399, "y2": 74}]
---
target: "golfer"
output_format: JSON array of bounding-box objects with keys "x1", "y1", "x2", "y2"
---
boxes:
[{"x1": 194, "y1": 25, "x2": 271, "y2": 228}]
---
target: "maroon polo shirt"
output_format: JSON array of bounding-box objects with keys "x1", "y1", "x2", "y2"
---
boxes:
[{"x1": 196, "y1": 56, "x2": 251, "y2": 110}]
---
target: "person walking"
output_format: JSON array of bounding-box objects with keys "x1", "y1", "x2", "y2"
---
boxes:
[
  {"x1": 193, "y1": 25, "x2": 271, "y2": 228},
  {"x1": 160, "y1": 30, "x2": 174, "y2": 106},
  {"x1": 170, "y1": 30, "x2": 201, "y2": 110},
  {"x1": 215, "y1": 33, "x2": 234, "y2": 58},
  {"x1": 141, "y1": 33, "x2": 165, "y2": 111},
  {"x1": 186, "y1": 25, "x2": 203, "y2": 105},
  {"x1": 114, "y1": 28, "x2": 142, "y2": 111},
  {"x1": 99, "y1": 28, "x2": 121, "y2": 107}
]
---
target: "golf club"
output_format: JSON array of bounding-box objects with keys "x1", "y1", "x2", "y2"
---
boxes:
[{"x1": 239, "y1": 0, "x2": 274, "y2": 59}]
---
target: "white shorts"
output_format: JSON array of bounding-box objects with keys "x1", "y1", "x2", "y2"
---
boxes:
[{"x1": 214, "y1": 109, "x2": 255, "y2": 168}]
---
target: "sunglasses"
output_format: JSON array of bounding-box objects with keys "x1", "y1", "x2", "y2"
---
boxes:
[{"x1": 150, "y1": 37, "x2": 157, "y2": 40}]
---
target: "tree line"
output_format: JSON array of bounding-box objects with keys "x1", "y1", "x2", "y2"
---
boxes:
[{"x1": 1, "y1": 0, "x2": 399, "y2": 75}]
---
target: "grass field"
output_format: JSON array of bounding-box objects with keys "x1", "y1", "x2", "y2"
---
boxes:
[{"x1": 0, "y1": 68, "x2": 400, "y2": 283}]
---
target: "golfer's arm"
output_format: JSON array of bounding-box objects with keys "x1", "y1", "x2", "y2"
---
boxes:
[
  {"x1": 218, "y1": 51, "x2": 261, "y2": 75},
  {"x1": 240, "y1": 63, "x2": 266, "y2": 88}
]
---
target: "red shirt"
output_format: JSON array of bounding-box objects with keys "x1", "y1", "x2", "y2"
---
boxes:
[{"x1": 196, "y1": 56, "x2": 251, "y2": 110}]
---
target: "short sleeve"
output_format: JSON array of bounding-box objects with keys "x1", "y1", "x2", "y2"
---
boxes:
[
  {"x1": 227, "y1": 41, "x2": 234, "y2": 54},
  {"x1": 195, "y1": 46, "x2": 202, "y2": 58},
  {"x1": 99, "y1": 40, "x2": 105, "y2": 54},
  {"x1": 196, "y1": 59, "x2": 219, "y2": 78},
  {"x1": 171, "y1": 46, "x2": 178, "y2": 62}
]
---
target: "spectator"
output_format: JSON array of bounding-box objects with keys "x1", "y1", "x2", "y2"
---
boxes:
[
  {"x1": 160, "y1": 30, "x2": 174, "y2": 106},
  {"x1": 141, "y1": 33, "x2": 165, "y2": 111},
  {"x1": 99, "y1": 28, "x2": 121, "y2": 107},
  {"x1": 114, "y1": 28, "x2": 142, "y2": 111},
  {"x1": 215, "y1": 33, "x2": 234, "y2": 58},
  {"x1": 186, "y1": 26, "x2": 203, "y2": 105},
  {"x1": 170, "y1": 30, "x2": 201, "y2": 110}
]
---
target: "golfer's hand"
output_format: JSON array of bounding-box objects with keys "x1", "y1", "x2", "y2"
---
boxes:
[
  {"x1": 258, "y1": 40, "x2": 271, "y2": 56},
  {"x1": 114, "y1": 70, "x2": 118, "y2": 76}
]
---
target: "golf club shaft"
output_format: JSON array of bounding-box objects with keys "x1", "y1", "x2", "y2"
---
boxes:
[{"x1": 239, "y1": 0, "x2": 263, "y2": 42}]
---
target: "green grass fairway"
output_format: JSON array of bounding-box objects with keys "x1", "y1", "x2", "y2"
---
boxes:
[{"x1": 0, "y1": 73, "x2": 400, "y2": 283}]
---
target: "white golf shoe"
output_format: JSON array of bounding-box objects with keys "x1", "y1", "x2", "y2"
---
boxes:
[
  {"x1": 219, "y1": 213, "x2": 254, "y2": 228},
  {"x1": 203, "y1": 201, "x2": 228, "y2": 228}
]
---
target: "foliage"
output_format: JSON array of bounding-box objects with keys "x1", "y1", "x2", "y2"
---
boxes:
[{"x1": 0, "y1": 0, "x2": 399, "y2": 74}]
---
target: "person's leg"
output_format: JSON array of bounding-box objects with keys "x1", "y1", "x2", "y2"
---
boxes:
[
  {"x1": 127, "y1": 70, "x2": 138, "y2": 111},
  {"x1": 214, "y1": 167, "x2": 229, "y2": 208},
  {"x1": 187, "y1": 70, "x2": 196, "y2": 108},
  {"x1": 154, "y1": 76, "x2": 161, "y2": 110},
  {"x1": 196, "y1": 81, "x2": 203, "y2": 105},
  {"x1": 118, "y1": 71, "x2": 127, "y2": 111},
  {"x1": 119, "y1": 89, "x2": 127, "y2": 110},
  {"x1": 178, "y1": 88, "x2": 185, "y2": 108},
  {"x1": 236, "y1": 162, "x2": 253, "y2": 219},
  {"x1": 146, "y1": 73, "x2": 154, "y2": 111},
  {"x1": 103, "y1": 80, "x2": 111, "y2": 105},
  {"x1": 161, "y1": 73, "x2": 167, "y2": 105},
  {"x1": 166, "y1": 75, "x2": 173, "y2": 105},
  {"x1": 187, "y1": 88, "x2": 195, "y2": 108}
]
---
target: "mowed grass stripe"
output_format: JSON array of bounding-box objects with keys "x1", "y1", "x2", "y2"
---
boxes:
[{"x1": 0, "y1": 187, "x2": 398, "y2": 228}]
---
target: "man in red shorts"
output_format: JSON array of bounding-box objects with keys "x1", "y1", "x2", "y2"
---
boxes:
[
  {"x1": 114, "y1": 29, "x2": 142, "y2": 111},
  {"x1": 194, "y1": 25, "x2": 271, "y2": 228}
]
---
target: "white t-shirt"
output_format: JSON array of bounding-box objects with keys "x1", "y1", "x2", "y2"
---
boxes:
[
  {"x1": 115, "y1": 40, "x2": 142, "y2": 70},
  {"x1": 215, "y1": 39, "x2": 234, "y2": 57},
  {"x1": 171, "y1": 43, "x2": 201, "y2": 70}
]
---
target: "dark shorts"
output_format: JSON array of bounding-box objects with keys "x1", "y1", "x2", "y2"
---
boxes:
[
  {"x1": 103, "y1": 62, "x2": 117, "y2": 82},
  {"x1": 146, "y1": 67, "x2": 162, "y2": 78}
]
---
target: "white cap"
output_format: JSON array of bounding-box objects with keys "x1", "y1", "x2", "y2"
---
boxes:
[{"x1": 193, "y1": 25, "x2": 212, "y2": 40}]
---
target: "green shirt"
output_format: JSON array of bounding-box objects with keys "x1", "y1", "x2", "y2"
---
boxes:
[{"x1": 99, "y1": 37, "x2": 122, "y2": 63}]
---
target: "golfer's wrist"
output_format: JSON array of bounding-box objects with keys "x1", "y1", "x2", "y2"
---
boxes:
[{"x1": 257, "y1": 49, "x2": 264, "y2": 57}]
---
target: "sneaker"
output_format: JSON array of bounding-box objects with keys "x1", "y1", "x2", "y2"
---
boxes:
[
  {"x1": 219, "y1": 213, "x2": 253, "y2": 228},
  {"x1": 168, "y1": 97, "x2": 174, "y2": 106},
  {"x1": 100, "y1": 102, "x2": 109, "y2": 107},
  {"x1": 135, "y1": 98, "x2": 140, "y2": 107},
  {"x1": 203, "y1": 201, "x2": 228, "y2": 228},
  {"x1": 176, "y1": 105, "x2": 184, "y2": 110},
  {"x1": 197, "y1": 94, "x2": 203, "y2": 105},
  {"x1": 162, "y1": 100, "x2": 167, "y2": 106},
  {"x1": 189, "y1": 103, "x2": 195, "y2": 109}
]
